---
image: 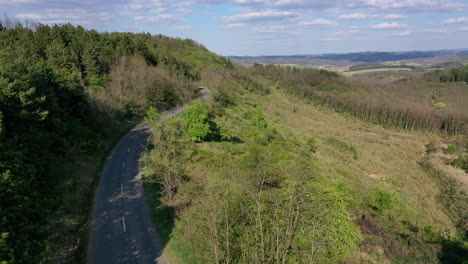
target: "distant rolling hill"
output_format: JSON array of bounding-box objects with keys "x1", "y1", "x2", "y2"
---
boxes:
[{"x1": 230, "y1": 49, "x2": 468, "y2": 66}]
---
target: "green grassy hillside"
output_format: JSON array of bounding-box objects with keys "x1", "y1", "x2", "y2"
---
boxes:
[{"x1": 142, "y1": 67, "x2": 467, "y2": 263}]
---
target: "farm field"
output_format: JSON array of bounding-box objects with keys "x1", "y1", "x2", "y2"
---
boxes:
[{"x1": 342, "y1": 67, "x2": 413, "y2": 76}]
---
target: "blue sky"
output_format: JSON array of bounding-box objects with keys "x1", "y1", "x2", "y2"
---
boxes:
[{"x1": 1, "y1": 0, "x2": 468, "y2": 56}]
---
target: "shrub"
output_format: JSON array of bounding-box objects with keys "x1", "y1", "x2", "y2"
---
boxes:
[
  {"x1": 86, "y1": 73, "x2": 107, "y2": 88},
  {"x1": 327, "y1": 138, "x2": 359, "y2": 160},
  {"x1": 307, "y1": 136, "x2": 318, "y2": 153},
  {"x1": 433, "y1": 102, "x2": 447, "y2": 110},
  {"x1": 183, "y1": 102, "x2": 211, "y2": 142},
  {"x1": 443, "y1": 142, "x2": 460, "y2": 154},
  {"x1": 373, "y1": 188, "x2": 397, "y2": 213},
  {"x1": 145, "y1": 106, "x2": 160, "y2": 129}
]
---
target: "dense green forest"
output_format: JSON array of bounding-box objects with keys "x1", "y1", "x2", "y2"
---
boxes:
[
  {"x1": 1, "y1": 20, "x2": 467, "y2": 264},
  {"x1": 0, "y1": 21, "x2": 231, "y2": 263}
]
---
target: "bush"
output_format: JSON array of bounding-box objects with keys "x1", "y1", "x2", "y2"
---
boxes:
[
  {"x1": 433, "y1": 102, "x2": 447, "y2": 110},
  {"x1": 145, "y1": 106, "x2": 160, "y2": 129},
  {"x1": 86, "y1": 74, "x2": 107, "y2": 88},
  {"x1": 373, "y1": 188, "x2": 397, "y2": 213},
  {"x1": 307, "y1": 136, "x2": 318, "y2": 153},
  {"x1": 443, "y1": 142, "x2": 460, "y2": 154},
  {"x1": 327, "y1": 138, "x2": 359, "y2": 160},
  {"x1": 182, "y1": 102, "x2": 211, "y2": 142}
]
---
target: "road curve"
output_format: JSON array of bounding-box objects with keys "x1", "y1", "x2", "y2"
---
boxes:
[
  {"x1": 87, "y1": 88, "x2": 210, "y2": 264},
  {"x1": 87, "y1": 122, "x2": 168, "y2": 264}
]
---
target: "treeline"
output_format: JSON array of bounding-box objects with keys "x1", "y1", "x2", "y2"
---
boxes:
[
  {"x1": 249, "y1": 64, "x2": 467, "y2": 135},
  {"x1": 0, "y1": 21, "x2": 231, "y2": 263},
  {"x1": 439, "y1": 65, "x2": 468, "y2": 83}
]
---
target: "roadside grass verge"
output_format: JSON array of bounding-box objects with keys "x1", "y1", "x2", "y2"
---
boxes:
[{"x1": 142, "y1": 182, "x2": 205, "y2": 264}]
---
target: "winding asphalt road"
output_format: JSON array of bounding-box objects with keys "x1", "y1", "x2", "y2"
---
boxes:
[{"x1": 87, "y1": 88, "x2": 209, "y2": 264}]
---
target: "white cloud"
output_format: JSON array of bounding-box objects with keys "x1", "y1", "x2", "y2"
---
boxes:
[
  {"x1": 151, "y1": 8, "x2": 169, "y2": 14},
  {"x1": 421, "y1": 29, "x2": 448, "y2": 33},
  {"x1": 442, "y1": 16, "x2": 468, "y2": 24},
  {"x1": 392, "y1": 30, "x2": 411, "y2": 36},
  {"x1": 225, "y1": 0, "x2": 464, "y2": 12},
  {"x1": 222, "y1": 10, "x2": 297, "y2": 23},
  {"x1": 14, "y1": 8, "x2": 113, "y2": 25},
  {"x1": 0, "y1": 0, "x2": 37, "y2": 4},
  {"x1": 320, "y1": 37, "x2": 342, "y2": 40},
  {"x1": 225, "y1": 23, "x2": 246, "y2": 28},
  {"x1": 354, "y1": 0, "x2": 464, "y2": 12},
  {"x1": 299, "y1": 18, "x2": 338, "y2": 27},
  {"x1": 458, "y1": 26, "x2": 468, "y2": 30},
  {"x1": 370, "y1": 22, "x2": 407, "y2": 29},
  {"x1": 254, "y1": 25, "x2": 286, "y2": 32},
  {"x1": 128, "y1": 3, "x2": 144, "y2": 10},
  {"x1": 147, "y1": 13, "x2": 184, "y2": 23},
  {"x1": 338, "y1": 13, "x2": 378, "y2": 20},
  {"x1": 384, "y1": 13, "x2": 407, "y2": 19},
  {"x1": 14, "y1": 13, "x2": 42, "y2": 19},
  {"x1": 321, "y1": 29, "x2": 361, "y2": 40}
]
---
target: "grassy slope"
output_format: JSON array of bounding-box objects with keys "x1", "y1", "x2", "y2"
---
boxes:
[
  {"x1": 144, "y1": 84, "x2": 464, "y2": 263},
  {"x1": 250, "y1": 89, "x2": 465, "y2": 262}
]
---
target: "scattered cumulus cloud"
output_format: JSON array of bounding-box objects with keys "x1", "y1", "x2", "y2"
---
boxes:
[
  {"x1": 225, "y1": 23, "x2": 246, "y2": 28},
  {"x1": 370, "y1": 22, "x2": 407, "y2": 29},
  {"x1": 384, "y1": 13, "x2": 407, "y2": 19},
  {"x1": 421, "y1": 29, "x2": 448, "y2": 33},
  {"x1": 0, "y1": 0, "x2": 37, "y2": 5},
  {"x1": 350, "y1": 0, "x2": 464, "y2": 12},
  {"x1": 254, "y1": 25, "x2": 287, "y2": 33},
  {"x1": 299, "y1": 18, "x2": 338, "y2": 27},
  {"x1": 222, "y1": 10, "x2": 297, "y2": 24},
  {"x1": 2, "y1": 0, "x2": 468, "y2": 55},
  {"x1": 14, "y1": 8, "x2": 113, "y2": 25},
  {"x1": 147, "y1": 13, "x2": 184, "y2": 23},
  {"x1": 442, "y1": 16, "x2": 468, "y2": 24},
  {"x1": 338, "y1": 13, "x2": 378, "y2": 20},
  {"x1": 218, "y1": 0, "x2": 464, "y2": 12},
  {"x1": 320, "y1": 29, "x2": 361, "y2": 40},
  {"x1": 391, "y1": 30, "x2": 411, "y2": 36}
]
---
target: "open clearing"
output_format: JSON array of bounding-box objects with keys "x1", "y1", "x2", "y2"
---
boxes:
[
  {"x1": 342, "y1": 68, "x2": 413, "y2": 76},
  {"x1": 251, "y1": 88, "x2": 456, "y2": 235}
]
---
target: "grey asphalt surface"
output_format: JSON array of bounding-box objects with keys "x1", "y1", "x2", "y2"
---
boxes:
[
  {"x1": 87, "y1": 88, "x2": 210, "y2": 264},
  {"x1": 87, "y1": 122, "x2": 169, "y2": 264}
]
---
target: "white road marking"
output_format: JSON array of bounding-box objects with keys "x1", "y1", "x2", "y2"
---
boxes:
[
  {"x1": 127, "y1": 146, "x2": 131, "y2": 152},
  {"x1": 122, "y1": 161, "x2": 125, "y2": 169},
  {"x1": 121, "y1": 184, "x2": 123, "y2": 195},
  {"x1": 122, "y1": 217, "x2": 126, "y2": 232}
]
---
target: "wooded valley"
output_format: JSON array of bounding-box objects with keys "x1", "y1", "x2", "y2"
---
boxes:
[{"x1": 0, "y1": 21, "x2": 467, "y2": 264}]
